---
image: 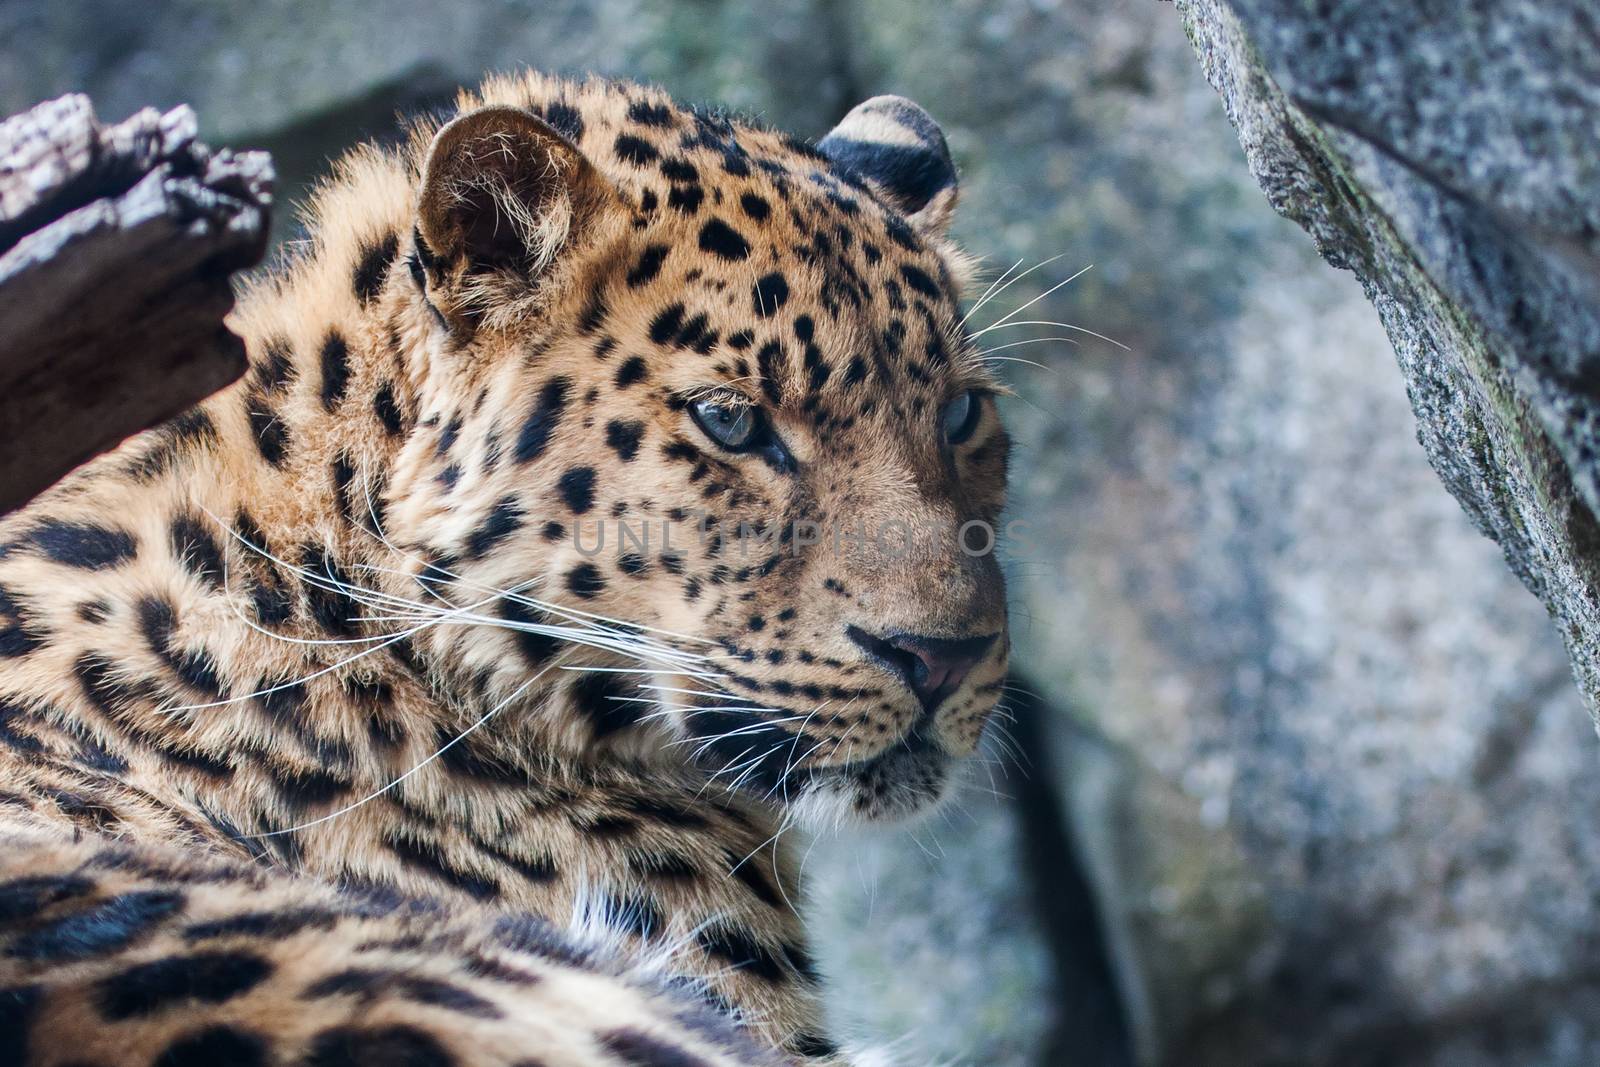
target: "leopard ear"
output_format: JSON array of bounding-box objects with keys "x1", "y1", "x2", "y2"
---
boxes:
[
  {"x1": 817, "y1": 95, "x2": 958, "y2": 236},
  {"x1": 415, "y1": 105, "x2": 612, "y2": 315}
]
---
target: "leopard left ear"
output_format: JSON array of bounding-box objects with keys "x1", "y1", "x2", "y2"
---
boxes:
[
  {"x1": 415, "y1": 105, "x2": 614, "y2": 323},
  {"x1": 817, "y1": 95, "x2": 958, "y2": 236}
]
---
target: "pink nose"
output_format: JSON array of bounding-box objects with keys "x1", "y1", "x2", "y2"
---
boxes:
[{"x1": 847, "y1": 627, "x2": 998, "y2": 711}]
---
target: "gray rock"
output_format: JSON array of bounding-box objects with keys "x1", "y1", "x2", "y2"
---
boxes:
[
  {"x1": 1093, "y1": 0, "x2": 1600, "y2": 1061},
  {"x1": 808, "y1": 790, "x2": 1061, "y2": 1066},
  {"x1": 1175, "y1": 0, "x2": 1600, "y2": 713},
  {"x1": 8, "y1": 2, "x2": 1600, "y2": 1064}
]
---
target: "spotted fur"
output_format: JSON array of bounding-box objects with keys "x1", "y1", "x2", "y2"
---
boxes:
[{"x1": 0, "y1": 72, "x2": 1010, "y2": 1065}]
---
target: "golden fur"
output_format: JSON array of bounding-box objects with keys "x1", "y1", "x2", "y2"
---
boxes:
[{"x1": 0, "y1": 72, "x2": 1010, "y2": 1065}]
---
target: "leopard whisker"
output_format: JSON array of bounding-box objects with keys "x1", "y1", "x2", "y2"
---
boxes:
[
  {"x1": 666, "y1": 714, "x2": 811, "y2": 747},
  {"x1": 963, "y1": 764, "x2": 1016, "y2": 803},
  {"x1": 356, "y1": 480, "x2": 462, "y2": 610},
  {"x1": 722, "y1": 705, "x2": 829, "y2": 796},
  {"x1": 349, "y1": 556, "x2": 716, "y2": 658},
  {"x1": 769, "y1": 706, "x2": 825, "y2": 804},
  {"x1": 243, "y1": 654, "x2": 563, "y2": 838},
  {"x1": 558, "y1": 664, "x2": 715, "y2": 678},
  {"x1": 957, "y1": 255, "x2": 1026, "y2": 328},
  {"x1": 727, "y1": 807, "x2": 797, "y2": 881},
  {"x1": 982, "y1": 709, "x2": 1028, "y2": 771},
  {"x1": 211, "y1": 532, "x2": 558, "y2": 693},
  {"x1": 976, "y1": 335, "x2": 1081, "y2": 358},
  {"x1": 968, "y1": 745, "x2": 1006, "y2": 803},
  {"x1": 630, "y1": 703, "x2": 774, "y2": 739},
  {"x1": 348, "y1": 478, "x2": 718, "y2": 653},
  {"x1": 213, "y1": 538, "x2": 416, "y2": 650},
  {"x1": 910, "y1": 819, "x2": 948, "y2": 862},
  {"x1": 982, "y1": 355, "x2": 1054, "y2": 372},
  {"x1": 728, "y1": 802, "x2": 802, "y2": 918},
  {"x1": 772, "y1": 735, "x2": 832, "y2": 803},
  {"x1": 478, "y1": 584, "x2": 720, "y2": 649},
  {"x1": 970, "y1": 316, "x2": 1131, "y2": 350},
  {"x1": 681, "y1": 724, "x2": 776, "y2": 768},
  {"x1": 166, "y1": 576, "x2": 515, "y2": 715},
  {"x1": 797, "y1": 808, "x2": 830, "y2": 884},
  {"x1": 633, "y1": 704, "x2": 768, "y2": 728},
  {"x1": 768, "y1": 693, "x2": 854, "y2": 802},
  {"x1": 722, "y1": 744, "x2": 784, "y2": 796},
  {"x1": 680, "y1": 728, "x2": 753, "y2": 767},
  {"x1": 959, "y1": 253, "x2": 1068, "y2": 329},
  {"x1": 209, "y1": 510, "x2": 454, "y2": 621},
  {"x1": 411, "y1": 606, "x2": 716, "y2": 674},
  {"x1": 353, "y1": 604, "x2": 711, "y2": 677},
  {"x1": 970, "y1": 263, "x2": 1094, "y2": 337},
  {"x1": 697, "y1": 743, "x2": 762, "y2": 794},
  {"x1": 206, "y1": 522, "x2": 693, "y2": 714},
  {"x1": 641, "y1": 683, "x2": 754, "y2": 701}
]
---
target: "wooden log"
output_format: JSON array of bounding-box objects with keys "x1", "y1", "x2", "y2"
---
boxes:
[{"x1": 0, "y1": 94, "x2": 273, "y2": 513}]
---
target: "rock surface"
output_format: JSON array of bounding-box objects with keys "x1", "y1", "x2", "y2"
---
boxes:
[
  {"x1": 6, "y1": 2, "x2": 1600, "y2": 1065},
  {"x1": 1139, "y1": 0, "x2": 1600, "y2": 1061},
  {"x1": 1175, "y1": 0, "x2": 1600, "y2": 713}
]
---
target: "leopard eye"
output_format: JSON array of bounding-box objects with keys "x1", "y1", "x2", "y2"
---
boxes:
[
  {"x1": 690, "y1": 398, "x2": 762, "y2": 451},
  {"x1": 940, "y1": 390, "x2": 983, "y2": 445}
]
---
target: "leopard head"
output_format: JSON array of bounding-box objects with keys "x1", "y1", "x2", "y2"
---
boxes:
[{"x1": 384, "y1": 77, "x2": 1009, "y2": 824}]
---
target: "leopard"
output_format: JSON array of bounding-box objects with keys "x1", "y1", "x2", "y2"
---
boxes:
[{"x1": 0, "y1": 71, "x2": 1012, "y2": 1066}]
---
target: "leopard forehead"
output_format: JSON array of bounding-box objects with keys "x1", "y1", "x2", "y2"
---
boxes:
[{"x1": 457, "y1": 72, "x2": 999, "y2": 425}]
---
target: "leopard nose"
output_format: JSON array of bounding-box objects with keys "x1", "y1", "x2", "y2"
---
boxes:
[{"x1": 846, "y1": 626, "x2": 998, "y2": 710}]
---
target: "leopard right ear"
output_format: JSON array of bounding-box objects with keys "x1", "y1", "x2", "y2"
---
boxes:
[
  {"x1": 817, "y1": 95, "x2": 958, "y2": 237},
  {"x1": 414, "y1": 105, "x2": 614, "y2": 322}
]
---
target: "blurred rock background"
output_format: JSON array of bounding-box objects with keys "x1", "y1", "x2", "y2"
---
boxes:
[{"x1": 6, "y1": 1, "x2": 1599, "y2": 1064}]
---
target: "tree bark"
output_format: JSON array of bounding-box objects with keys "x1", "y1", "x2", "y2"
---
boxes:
[{"x1": 0, "y1": 94, "x2": 272, "y2": 514}]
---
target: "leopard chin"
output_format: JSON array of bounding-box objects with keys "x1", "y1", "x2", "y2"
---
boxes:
[
  {"x1": 656, "y1": 677, "x2": 967, "y2": 827},
  {"x1": 794, "y1": 731, "x2": 958, "y2": 828}
]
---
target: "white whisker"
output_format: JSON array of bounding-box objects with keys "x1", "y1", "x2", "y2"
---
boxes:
[
  {"x1": 971, "y1": 263, "x2": 1094, "y2": 337},
  {"x1": 959, "y1": 254, "x2": 1068, "y2": 328},
  {"x1": 982, "y1": 355, "x2": 1053, "y2": 372},
  {"x1": 957, "y1": 255, "x2": 1026, "y2": 328},
  {"x1": 972, "y1": 317, "x2": 1130, "y2": 351},
  {"x1": 976, "y1": 335, "x2": 1081, "y2": 358},
  {"x1": 244, "y1": 655, "x2": 564, "y2": 838}
]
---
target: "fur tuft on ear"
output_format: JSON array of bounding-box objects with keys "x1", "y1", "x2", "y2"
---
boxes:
[
  {"x1": 416, "y1": 105, "x2": 611, "y2": 321},
  {"x1": 817, "y1": 95, "x2": 958, "y2": 235}
]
